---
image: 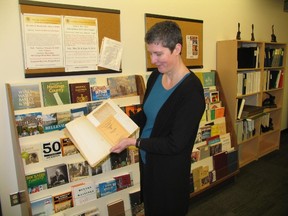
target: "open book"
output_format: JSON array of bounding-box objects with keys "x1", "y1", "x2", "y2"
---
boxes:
[{"x1": 64, "y1": 99, "x2": 139, "y2": 167}]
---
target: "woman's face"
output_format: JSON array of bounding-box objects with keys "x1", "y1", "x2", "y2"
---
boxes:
[{"x1": 146, "y1": 43, "x2": 180, "y2": 74}]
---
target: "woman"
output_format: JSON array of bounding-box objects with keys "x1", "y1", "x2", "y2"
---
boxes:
[{"x1": 111, "y1": 21, "x2": 205, "y2": 216}]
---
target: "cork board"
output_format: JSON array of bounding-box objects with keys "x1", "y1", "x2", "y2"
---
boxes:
[
  {"x1": 145, "y1": 13, "x2": 203, "y2": 70},
  {"x1": 19, "y1": 0, "x2": 121, "y2": 78}
]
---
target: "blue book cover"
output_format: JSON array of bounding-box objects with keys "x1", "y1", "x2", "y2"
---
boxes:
[
  {"x1": 31, "y1": 196, "x2": 54, "y2": 216},
  {"x1": 96, "y1": 179, "x2": 117, "y2": 198}
]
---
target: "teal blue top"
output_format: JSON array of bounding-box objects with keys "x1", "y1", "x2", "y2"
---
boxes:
[{"x1": 140, "y1": 73, "x2": 189, "y2": 164}]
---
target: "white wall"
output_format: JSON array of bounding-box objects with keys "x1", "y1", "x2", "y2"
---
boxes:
[{"x1": 1, "y1": 0, "x2": 287, "y2": 215}]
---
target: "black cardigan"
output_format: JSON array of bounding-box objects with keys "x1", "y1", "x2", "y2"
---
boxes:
[{"x1": 132, "y1": 70, "x2": 205, "y2": 216}]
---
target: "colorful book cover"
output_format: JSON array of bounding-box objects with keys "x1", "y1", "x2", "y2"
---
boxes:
[
  {"x1": 122, "y1": 104, "x2": 142, "y2": 117},
  {"x1": 107, "y1": 75, "x2": 138, "y2": 98},
  {"x1": 202, "y1": 71, "x2": 215, "y2": 87},
  {"x1": 61, "y1": 137, "x2": 79, "y2": 156},
  {"x1": 21, "y1": 143, "x2": 42, "y2": 165},
  {"x1": 26, "y1": 171, "x2": 47, "y2": 194},
  {"x1": 10, "y1": 84, "x2": 41, "y2": 110},
  {"x1": 91, "y1": 85, "x2": 111, "y2": 101},
  {"x1": 114, "y1": 173, "x2": 132, "y2": 191},
  {"x1": 15, "y1": 112, "x2": 43, "y2": 137},
  {"x1": 42, "y1": 110, "x2": 71, "y2": 132},
  {"x1": 45, "y1": 163, "x2": 69, "y2": 188},
  {"x1": 41, "y1": 80, "x2": 71, "y2": 107},
  {"x1": 96, "y1": 179, "x2": 117, "y2": 198},
  {"x1": 53, "y1": 191, "x2": 73, "y2": 213},
  {"x1": 67, "y1": 161, "x2": 90, "y2": 182},
  {"x1": 31, "y1": 196, "x2": 54, "y2": 216},
  {"x1": 69, "y1": 82, "x2": 91, "y2": 103}
]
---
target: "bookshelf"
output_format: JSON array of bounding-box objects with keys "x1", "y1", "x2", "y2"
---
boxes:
[
  {"x1": 189, "y1": 71, "x2": 239, "y2": 196},
  {"x1": 216, "y1": 40, "x2": 286, "y2": 167},
  {"x1": 5, "y1": 75, "x2": 144, "y2": 216}
]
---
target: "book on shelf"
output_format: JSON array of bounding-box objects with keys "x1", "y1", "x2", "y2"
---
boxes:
[
  {"x1": 67, "y1": 161, "x2": 90, "y2": 182},
  {"x1": 194, "y1": 71, "x2": 216, "y2": 88},
  {"x1": 30, "y1": 195, "x2": 54, "y2": 216},
  {"x1": 10, "y1": 83, "x2": 41, "y2": 111},
  {"x1": 21, "y1": 143, "x2": 42, "y2": 165},
  {"x1": 237, "y1": 98, "x2": 246, "y2": 119},
  {"x1": 129, "y1": 189, "x2": 145, "y2": 216},
  {"x1": 70, "y1": 106, "x2": 89, "y2": 120},
  {"x1": 15, "y1": 112, "x2": 44, "y2": 137},
  {"x1": 71, "y1": 207, "x2": 100, "y2": 216},
  {"x1": 71, "y1": 181, "x2": 96, "y2": 206},
  {"x1": 114, "y1": 172, "x2": 132, "y2": 191},
  {"x1": 42, "y1": 139, "x2": 63, "y2": 160},
  {"x1": 240, "y1": 104, "x2": 264, "y2": 119},
  {"x1": 45, "y1": 163, "x2": 69, "y2": 188},
  {"x1": 90, "y1": 85, "x2": 111, "y2": 101},
  {"x1": 64, "y1": 99, "x2": 139, "y2": 167},
  {"x1": 25, "y1": 171, "x2": 47, "y2": 194},
  {"x1": 237, "y1": 47, "x2": 258, "y2": 68},
  {"x1": 96, "y1": 178, "x2": 117, "y2": 198},
  {"x1": 107, "y1": 199, "x2": 125, "y2": 216},
  {"x1": 69, "y1": 82, "x2": 92, "y2": 103},
  {"x1": 53, "y1": 191, "x2": 73, "y2": 213},
  {"x1": 107, "y1": 75, "x2": 138, "y2": 98},
  {"x1": 41, "y1": 80, "x2": 71, "y2": 107},
  {"x1": 213, "y1": 151, "x2": 229, "y2": 180},
  {"x1": 61, "y1": 137, "x2": 79, "y2": 156}
]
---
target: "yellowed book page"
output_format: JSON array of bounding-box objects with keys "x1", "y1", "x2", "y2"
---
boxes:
[{"x1": 96, "y1": 115, "x2": 130, "y2": 146}]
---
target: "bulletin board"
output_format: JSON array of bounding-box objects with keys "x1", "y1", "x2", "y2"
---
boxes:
[
  {"x1": 19, "y1": 0, "x2": 121, "y2": 78},
  {"x1": 145, "y1": 13, "x2": 203, "y2": 71}
]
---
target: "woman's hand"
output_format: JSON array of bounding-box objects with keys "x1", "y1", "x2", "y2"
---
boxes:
[{"x1": 110, "y1": 138, "x2": 137, "y2": 153}]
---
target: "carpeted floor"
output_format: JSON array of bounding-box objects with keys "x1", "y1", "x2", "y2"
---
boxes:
[{"x1": 188, "y1": 129, "x2": 288, "y2": 216}]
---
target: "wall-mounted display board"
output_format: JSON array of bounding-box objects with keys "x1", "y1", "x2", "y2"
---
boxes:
[
  {"x1": 145, "y1": 13, "x2": 203, "y2": 71},
  {"x1": 19, "y1": 0, "x2": 121, "y2": 78}
]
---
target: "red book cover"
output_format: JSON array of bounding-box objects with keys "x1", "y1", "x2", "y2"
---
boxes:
[{"x1": 69, "y1": 82, "x2": 91, "y2": 103}]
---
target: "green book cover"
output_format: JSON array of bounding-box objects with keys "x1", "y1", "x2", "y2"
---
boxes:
[
  {"x1": 202, "y1": 71, "x2": 215, "y2": 87},
  {"x1": 26, "y1": 171, "x2": 47, "y2": 194},
  {"x1": 41, "y1": 80, "x2": 71, "y2": 107}
]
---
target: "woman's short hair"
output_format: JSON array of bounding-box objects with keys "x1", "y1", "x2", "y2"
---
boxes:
[{"x1": 145, "y1": 20, "x2": 182, "y2": 53}]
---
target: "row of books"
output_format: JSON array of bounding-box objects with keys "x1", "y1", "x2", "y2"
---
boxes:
[
  {"x1": 30, "y1": 171, "x2": 137, "y2": 216},
  {"x1": 237, "y1": 71, "x2": 261, "y2": 96},
  {"x1": 263, "y1": 69, "x2": 284, "y2": 90},
  {"x1": 11, "y1": 74, "x2": 144, "y2": 111},
  {"x1": 264, "y1": 47, "x2": 284, "y2": 67},
  {"x1": 202, "y1": 86, "x2": 226, "y2": 122},
  {"x1": 237, "y1": 46, "x2": 260, "y2": 69},
  {"x1": 15, "y1": 102, "x2": 140, "y2": 138},
  {"x1": 192, "y1": 132, "x2": 233, "y2": 162},
  {"x1": 235, "y1": 118, "x2": 256, "y2": 143},
  {"x1": 191, "y1": 149, "x2": 238, "y2": 192},
  {"x1": 25, "y1": 147, "x2": 137, "y2": 193}
]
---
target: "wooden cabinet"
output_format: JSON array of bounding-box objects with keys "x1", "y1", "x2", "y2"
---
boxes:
[{"x1": 216, "y1": 40, "x2": 286, "y2": 167}]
